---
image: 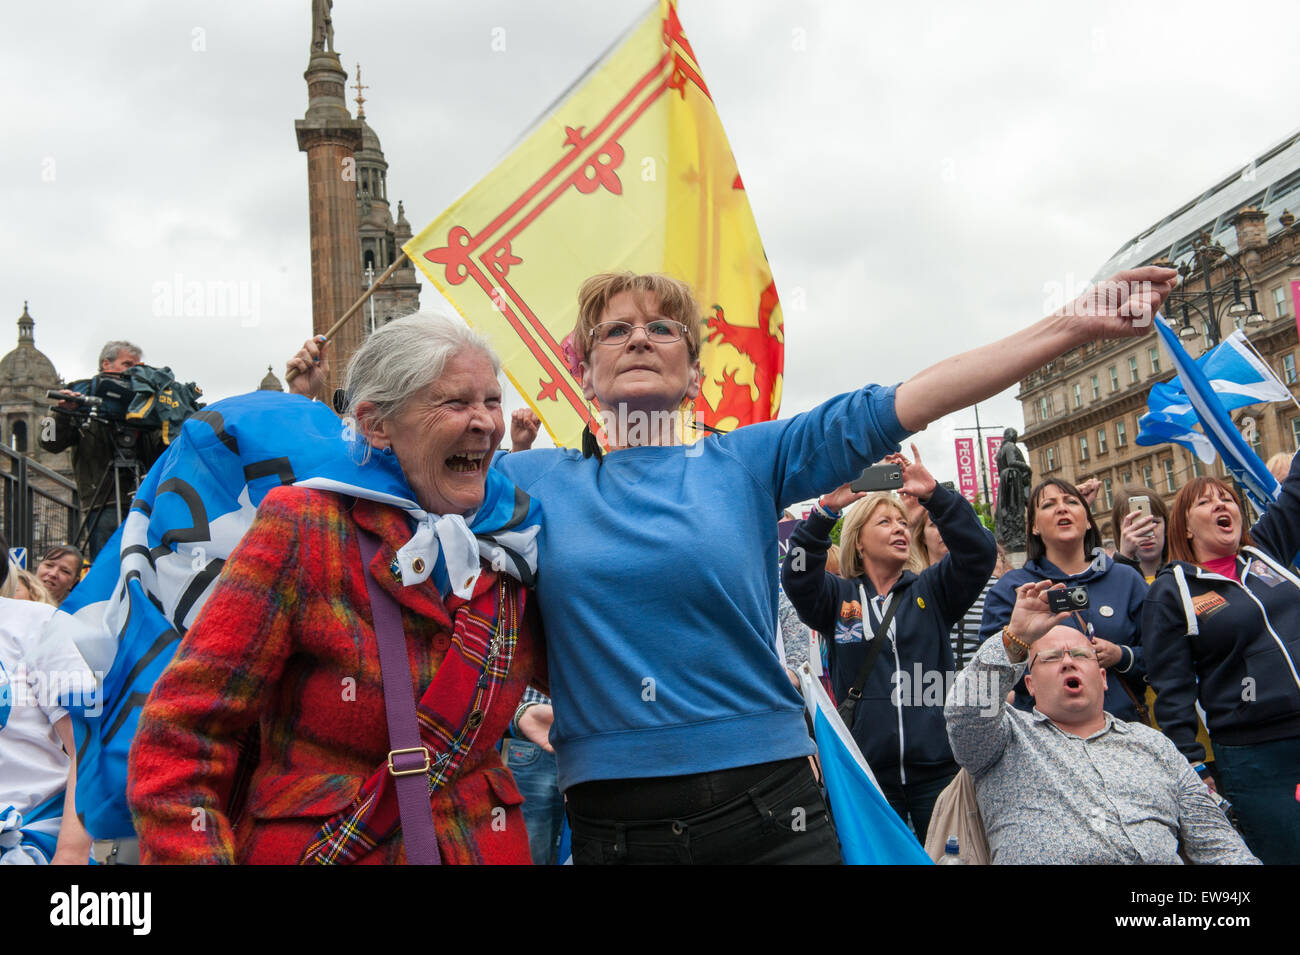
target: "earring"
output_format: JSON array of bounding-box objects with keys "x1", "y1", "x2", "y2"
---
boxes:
[{"x1": 381, "y1": 445, "x2": 393, "y2": 456}]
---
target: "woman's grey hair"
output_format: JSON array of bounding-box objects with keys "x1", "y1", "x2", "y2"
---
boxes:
[{"x1": 344, "y1": 311, "x2": 501, "y2": 427}]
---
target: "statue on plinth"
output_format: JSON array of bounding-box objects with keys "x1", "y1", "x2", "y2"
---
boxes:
[
  {"x1": 312, "y1": 0, "x2": 335, "y2": 53},
  {"x1": 994, "y1": 427, "x2": 1032, "y2": 550}
]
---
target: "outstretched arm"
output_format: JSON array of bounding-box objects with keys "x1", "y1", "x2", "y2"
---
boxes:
[{"x1": 894, "y1": 268, "x2": 1176, "y2": 432}]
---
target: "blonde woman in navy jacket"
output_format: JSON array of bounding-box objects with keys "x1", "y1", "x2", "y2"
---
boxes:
[
  {"x1": 1143, "y1": 454, "x2": 1300, "y2": 865},
  {"x1": 781, "y1": 446, "x2": 995, "y2": 839}
]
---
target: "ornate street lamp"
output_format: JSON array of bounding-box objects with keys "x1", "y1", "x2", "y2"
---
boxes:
[{"x1": 1167, "y1": 231, "x2": 1264, "y2": 347}]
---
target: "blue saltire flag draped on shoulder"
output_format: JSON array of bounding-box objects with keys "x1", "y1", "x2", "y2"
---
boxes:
[
  {"x1": 41, "y1": 392, "x2": 540, "y2": 840},
  {"x1": 797, "y1": 664, "x2": 931, "y2": 864},
  {"x1": 1137, "y1": 318, "x2": 1282, "y2": 509}
]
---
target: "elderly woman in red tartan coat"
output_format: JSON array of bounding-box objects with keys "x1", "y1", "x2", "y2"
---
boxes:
[{"x1": 127, "y1": 315, "x2": 543, "y2": 864}]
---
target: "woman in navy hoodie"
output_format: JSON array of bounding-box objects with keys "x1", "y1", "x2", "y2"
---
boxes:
[
  {"x1": 781, "y1": 446, "x2": 995, "y2": 839},
  {"x1": 980, "y1": 478, "x2": 1149, "y2": 721},
  {"x1": 1143, "y1": 457, "x2": 1300, "y2": 864}
]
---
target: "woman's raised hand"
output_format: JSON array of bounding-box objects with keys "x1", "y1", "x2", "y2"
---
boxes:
[
  {"x1": 885, "y1": 443, "x2": 937, "y2": 502},
  {"x1": 820, "y1": 481, "x2": 869, "y2": 514},
  {"x1": 1117, "y1": 509, "x2": 1158, "y2": 561},
  {"x1": 1060, "y1": 267, "x2": 1179, "y2": 341}
]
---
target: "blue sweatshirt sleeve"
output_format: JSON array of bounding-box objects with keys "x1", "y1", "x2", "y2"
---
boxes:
[
  {"x1": 725, "y1": 385, "x2": 912, "y2": 512},
  {"x1": 1248, "y1": 450, "x2": 1300, "y2": 565},
  {"x1": 919, "y1": 484, "x2": 997, "y2": 628},
  {"x1": 780, "y1": 509, "x2": 847, "y2": 641},
  {"x1": 1142, "y1": 574, "x2": 1206, "y2": 763}
]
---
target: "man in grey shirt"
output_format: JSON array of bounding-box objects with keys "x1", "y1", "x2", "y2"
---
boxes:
[{"x1": 944, "y1": 580, "x2": 1257, "y2": 864}]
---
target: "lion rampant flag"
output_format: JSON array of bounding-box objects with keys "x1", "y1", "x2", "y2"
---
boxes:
[{"x1": 405, "y1": 0, "x2": 783, "y2": 448}]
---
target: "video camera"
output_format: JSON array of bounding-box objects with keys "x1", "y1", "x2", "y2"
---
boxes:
[{"x1": 48, "y1": 364, "x2": 203, "y2": 443}]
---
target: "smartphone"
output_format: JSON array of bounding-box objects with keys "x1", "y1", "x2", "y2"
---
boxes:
[
  {"x1": 1129, "y1": 495, "x2": 1152, "y2": 520},
  {"x1": 850, "y1": 464, "x2": 903, "y2": 493}
]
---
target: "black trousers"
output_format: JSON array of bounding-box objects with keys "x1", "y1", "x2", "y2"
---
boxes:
[{"x1": 566, "y1": 758, "x2": 842, "y2": 865}]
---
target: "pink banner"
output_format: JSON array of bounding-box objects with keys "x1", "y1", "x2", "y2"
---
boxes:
[
  {"x1": 954, "y1": 438, "x2": 978, "y2": 503},
  {"x1": 1292, "y1": 280, "x2": 1300, "y2": 341},
  {"x1": 986, "y1": 435, "x2": 1004, "y2": 508}
]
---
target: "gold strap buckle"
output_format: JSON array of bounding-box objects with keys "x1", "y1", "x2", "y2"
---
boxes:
[{"x1": 387, "y1": 746, "x2": 431, "y2": 777}]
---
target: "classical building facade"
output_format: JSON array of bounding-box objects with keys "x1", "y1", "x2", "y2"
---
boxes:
[{"x1": 1019, "y1": 130, "x2": 1300, "y2": 541}]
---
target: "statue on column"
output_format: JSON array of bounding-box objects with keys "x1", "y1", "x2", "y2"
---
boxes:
[
  {"x1": 311, "y1": 0, "x2": 335, "y2": 53},
  {"x1": 994, "y1": 427, "x2": 1032, "y2": 550}
]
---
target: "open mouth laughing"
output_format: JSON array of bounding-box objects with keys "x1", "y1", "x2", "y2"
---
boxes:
[{"x1": 446, "y1": 451, "x2": 488, "y2": 473}]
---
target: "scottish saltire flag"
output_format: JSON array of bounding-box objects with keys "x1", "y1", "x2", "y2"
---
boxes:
[
  {"x1": 43, "y1": 391, "x2": 541, "y2": 840},
  {"x1": 405, "y1": 0, "x2": 783, "y2": 449},
  {"x1": 796, "y1": 665, "x2": 931, "y2": 865},
  {"x1": 1138, "y1": 328, "x2": 1292, "y2": 466},
  {"x1": 1137, "y1": 318, "x2": 1281, "y2": 509}
]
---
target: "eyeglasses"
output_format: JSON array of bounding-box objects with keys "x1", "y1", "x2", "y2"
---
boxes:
[
  {"x1": 1028, "y1": 647, "x2": 1097, "y2": 671},
  {"x1": 590, "y1": 319, "x2": 688, "y2": 346}
]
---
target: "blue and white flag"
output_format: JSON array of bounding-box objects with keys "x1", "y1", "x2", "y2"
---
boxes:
[
  {"x1": 796, "y1": 664, "x2": 931, "y2": 865},
  {"x1": 42, "y1": 391, "x2": 541, "y2": 840},
  {"x1": 1138, "y1": 328, "x2": 1291, "y2": 464},
  {"x1": 1137, "y1": 319, "x2": 1282, "y2": 508}
]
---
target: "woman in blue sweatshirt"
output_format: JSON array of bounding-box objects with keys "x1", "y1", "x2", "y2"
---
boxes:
[
  {"x1": 980, "y1": 478, "x2": 1149, "y2": 722},
  {"x1": 781, "y1": 448, "x2": 995, "y2": 838},
  {"x1": 496, "y1": 266, "x2": 1177, "y2": 865}
]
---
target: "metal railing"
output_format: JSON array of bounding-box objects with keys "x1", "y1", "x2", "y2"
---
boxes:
[{"x1": 1, "y1": 446, "x2": 79, "y2": 562}]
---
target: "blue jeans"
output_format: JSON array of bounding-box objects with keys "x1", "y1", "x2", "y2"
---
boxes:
[
  {"x1": 1212, "y1": 736, "x2": 1300, "y2": 865},
  {"x1": 501, "y1": 738, "x2": 564, "y2": 865}
]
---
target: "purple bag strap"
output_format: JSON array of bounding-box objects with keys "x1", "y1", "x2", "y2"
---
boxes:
[{"x1": 356, "y1": 527, "x2": 442, "y2": 865}]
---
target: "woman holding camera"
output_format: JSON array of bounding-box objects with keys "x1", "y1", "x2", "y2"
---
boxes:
[
  {"x1": 781, "y1": 449, "x2": 995, "y2": 838},
  {"x1": 1142, "y1": 456, "x2": 1300, "y2": 864},
  {"x1": 980, "y1": 478, "x2": 1149, "y2": 722}
]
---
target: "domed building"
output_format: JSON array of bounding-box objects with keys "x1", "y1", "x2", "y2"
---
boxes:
[
  {"x1": 0, "y1": 302, "x2": 67, "y2": 472},
  {"x1": 259, "y1": 365, "x2": 284, "y2": 392}
]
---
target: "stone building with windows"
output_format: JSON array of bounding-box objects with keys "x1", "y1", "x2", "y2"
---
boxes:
[{"x1": 1019, "y1": 130, "x2": 1300, "y2": 541}]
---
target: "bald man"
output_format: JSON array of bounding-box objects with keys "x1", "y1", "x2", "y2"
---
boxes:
[{"x1": 944, "y1": 580, "x2": 1256, "y2": 864}]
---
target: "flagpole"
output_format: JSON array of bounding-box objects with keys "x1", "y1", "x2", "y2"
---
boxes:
[
  {"x1": 1238, "y1": 331, "x2": 1300, "y2": 413},
  {"x1": 285, "y1": 251, "x2": 409, "y2": 383}
]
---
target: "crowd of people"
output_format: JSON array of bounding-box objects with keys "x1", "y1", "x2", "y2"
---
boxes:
[{"x1": 3, "y1": 262, "x2": 1297, "y2": 865}]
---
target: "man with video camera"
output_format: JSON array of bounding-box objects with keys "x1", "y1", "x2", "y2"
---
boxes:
[{"x1": 40, "y1": 341, "x2": 166, "y2": 561}]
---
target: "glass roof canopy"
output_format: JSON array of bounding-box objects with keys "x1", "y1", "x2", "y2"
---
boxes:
[{"x1": 1091, "y1": 128, "x2": 1300, "y2": 282}]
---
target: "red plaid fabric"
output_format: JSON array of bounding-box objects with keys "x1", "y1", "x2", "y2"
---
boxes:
[
  {"x1": 128, "y1": 488, "x2": 540, "y2": 865},
  {"x1": 301, "y1": 577, "x2": 522, "y2": 864}
]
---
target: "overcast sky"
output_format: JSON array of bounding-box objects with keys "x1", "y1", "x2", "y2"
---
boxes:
[{"x1": 4, "y1": 0, "x2": 1298, "y2": 484}]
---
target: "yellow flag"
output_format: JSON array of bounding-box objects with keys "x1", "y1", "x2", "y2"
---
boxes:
[{"x1": 405, "y1": 0, "x2": 783, "y2": 448}]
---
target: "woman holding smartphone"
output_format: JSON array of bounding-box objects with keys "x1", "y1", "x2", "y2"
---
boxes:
[
  {"x1": 1111, "y1": 486, "x2": 1168, "y2": 583},
  {"x1": 781, "y1": 448, "x2": 995, "y2": 838}
]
